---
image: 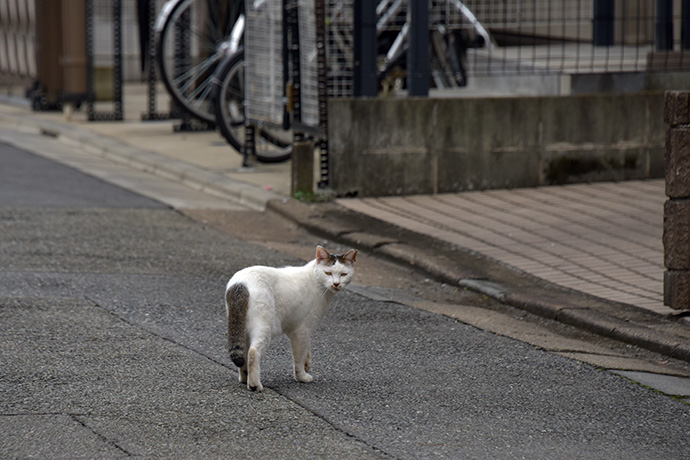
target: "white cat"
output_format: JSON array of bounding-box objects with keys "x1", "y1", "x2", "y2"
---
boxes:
[{"x1": 225, "y1": 245, "x2": 358, "y2": 391}]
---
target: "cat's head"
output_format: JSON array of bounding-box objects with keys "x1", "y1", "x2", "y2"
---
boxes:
[{"x1": 314, "y1": 245, "x2": 357, "y2": 293}]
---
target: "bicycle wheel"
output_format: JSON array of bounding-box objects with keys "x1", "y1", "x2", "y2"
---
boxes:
[
  {"x1": 155, "y1": 0, "x2": 243, "y2": 123},
  {"x1": 212, "y1": 50, "x2": 292, "y2": 163}
]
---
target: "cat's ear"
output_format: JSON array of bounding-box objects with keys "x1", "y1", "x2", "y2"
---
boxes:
[
  {"x1": 316, "y1": 245, "x2": 330, "y2": 264},
  {"x1": 342, "y1": 249, "x2": 358, "y2": 265}
]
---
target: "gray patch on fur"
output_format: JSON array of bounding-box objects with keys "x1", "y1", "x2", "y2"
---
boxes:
[{"x1": 226, "y1": 283, "x2": 249, "y2": 368}]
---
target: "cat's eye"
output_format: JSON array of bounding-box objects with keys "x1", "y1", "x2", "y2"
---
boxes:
[
  {"x1": 341, "y1": 273, "x2": 348, "y2": 277},
  {"x1": 325, "y1": 271, "x2": 332, "y2": 276}
]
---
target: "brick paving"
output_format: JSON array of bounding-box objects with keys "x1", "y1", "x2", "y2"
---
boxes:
[{"x1": 337, "y1": 179, "x2": 669, "y2": 316}]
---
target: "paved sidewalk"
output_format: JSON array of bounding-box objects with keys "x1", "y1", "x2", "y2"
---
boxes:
[
  {"x1": 0, "y1": 83, "x2": 687, "y2": 354},
  {"x1": 338, "y1": 180, "x2": 669, "y2": 315}
]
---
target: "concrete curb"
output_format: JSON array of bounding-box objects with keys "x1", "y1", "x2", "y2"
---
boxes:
[
  {"x1": 2, "y1": 106, "x2": 688, "y2": 363},
  {"x1": 0, "y1": 112, "x2": 281, "y2": 212},
  {"x1": 266, "y1": 198, "x2": 690, "y2": 363}
]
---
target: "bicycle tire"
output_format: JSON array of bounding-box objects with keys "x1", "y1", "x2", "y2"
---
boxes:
[
  {"x1": 212, "y1": 50, "x2": 292, "y2": 163},
  {"x1": 155, "y1": 0, "x2": 243, "y2": 123}
]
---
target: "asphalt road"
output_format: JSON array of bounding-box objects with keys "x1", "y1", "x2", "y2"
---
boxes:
[{"x1": 1, "y1": 141, "x2": 689, "y2": 459}]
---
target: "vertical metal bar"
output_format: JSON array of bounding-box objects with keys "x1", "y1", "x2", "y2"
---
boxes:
[
  {"x1": 282, "y1": 0, "x2": 290, "y2": 130},
  {"x1": 574, "y1": 0, "x2": 584, "y2": 70},
  {"x1": 113, "y1": 0, "x2": 123, "y2": 120},
  {"x1": 682, "y1": 0, "x2": 690, "y2": 49},
  {"x1": 635, "y1": 0, "x2": 643, "y2": 70},
  {"x1": 513, "y1": 0, "x2": 520, "y2": 75},
  {"x1": 532, "y1": 0, "x2": 537, "y2": 73},
  {"x1": 86, "y1": 0, "x2": 95, "y2": 120},
  {"x1": 144, "y1": 0, "x2": 158, "y2": 118},
  {"x1": 407, "y1": 0, "x2": 428, "y2": 96},
  {"x1": 618, "y1": 0, "x2": 625, "y2": 71},
  {"x1": 314, "y1": 0, "x2": 329, "y2": 189},
  {"x1": 656, "y1": 0, "x2": 674, "y2": 50},
  {"x1": 354, "y1": 0, "x2": 377, "y2": 97},
  {"x1": 174, "y1": 5, "x2": 190, "y2": 120},
  {"x1": 593, "y1": 0, "x2": 614, "y2": 46},
  {"x1": 286, "y1": 0, "x2": 301, "y2": 138},
  {"x1": 243, "y1": 124, "x2": 255, "y2": 167}
]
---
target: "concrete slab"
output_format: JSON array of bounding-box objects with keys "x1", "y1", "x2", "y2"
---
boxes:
[
  {"x1": 557, "y1": 353, "x2": 690, "y2": 378},
  {"x1": 611, "y1": 370, "x2": 690, "y2": 396}
]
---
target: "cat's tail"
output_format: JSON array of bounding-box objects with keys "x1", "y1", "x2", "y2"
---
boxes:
[{"x1": 226, "y1": 282, "x2": 249, "y2": 368}]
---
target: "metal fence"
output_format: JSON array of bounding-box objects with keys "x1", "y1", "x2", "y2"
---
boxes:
[
  {"x1": 0, "y1": 0, "x2": 35, "y2": 81},
  {"x1": 0, "y1": 0, "x2": 151, "y2": 84},
  {"x1": 3, "y1": 1, "x2": 688, "y2": 93},
  {"x1": 245, "y1": 0, "x2": 285, "y2": 127},
  {"x1": 308, "y1": 0, "x2": 690, "y2": 100},
  {"x1": 451, "y1": 0, "x2": 689, "y2": 76},
  {"x1": 465, "y1": 0, "x2": 651, "y2": 75}
]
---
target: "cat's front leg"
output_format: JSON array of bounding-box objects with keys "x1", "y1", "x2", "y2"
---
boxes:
[
  {"x1": 289, "y1": 332, "x2": 313, "y2": 383},
  {"x1": 304, "y1": 349, "x2": 312, "y2": 373}
]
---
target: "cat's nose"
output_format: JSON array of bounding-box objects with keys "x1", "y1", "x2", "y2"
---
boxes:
[{"x1": 333, "y1": 281, "x2": 340, "y2": 287}]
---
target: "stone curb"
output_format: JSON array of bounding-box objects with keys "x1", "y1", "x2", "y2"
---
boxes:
[{"x1": 1, "y1": 106, "x2": 688, "y2": 363}]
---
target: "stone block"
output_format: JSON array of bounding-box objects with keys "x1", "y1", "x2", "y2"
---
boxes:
[
  {"x1": 664, "y1": 270, "x2": 690, "y2": 309},
  {"x1": 328, "y1": 94, "x2": 665, "y2": 197},
  {"x1": 665, "y1": 127, "x2": 690, "y2": 198},
  {"x1": 664, "y1": 91, "x2": 690, "y2": 126},
  {"x1": 664, "y1": 199, "x2": 690, "y2": 269}
]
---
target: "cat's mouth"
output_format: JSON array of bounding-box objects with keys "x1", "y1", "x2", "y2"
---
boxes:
[{"x1": 331, "y1": 285, "x2": 341, "y2": 292}]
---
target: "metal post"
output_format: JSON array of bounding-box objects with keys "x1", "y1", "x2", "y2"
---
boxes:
[
  {"x1": 407, "y1": 0, "x2": 428, "y2": 97},
  {"x1": 282, "y1": 0, "x2": 291, "y2": 130},
  {"x1": 354, "y1": 0, "x2": 377, "y2": 97},
  {"x1": 656, "y1": 0, "x2": 674, "y2": 50},
  {"x1": 593, "y1": 0, "x2": 615, "y2": 47},
  {"x1": 142, "y1": 0, "x2": 172, "y2": 120},
  {"x1": 682, "y1": 0, "x2": 690, "y2": 49},
  {"x1": 285, "y1": 0, "x2": 303, "y2": 140},
  {"x1": 33, "y1": 0, "x2": 64, "y2": 109},
  {"x1": 243, "y1": 124, "x2": 256, "y2": 168},
  {"x1": 86, "y1": 0, "x2": 95, "y2": 120},
  {"x1": 61, "y1": 0, "x2": 88, "y2": 104},
  {"x1": 87, "y1": 0, "x2": 123, "y2": 121},
  {"x1": 314, "y1": 0, "x2": 330, "y2": 188},
  {"x1": 113, "y1": 0, "x2": 123, "y2": 120}
]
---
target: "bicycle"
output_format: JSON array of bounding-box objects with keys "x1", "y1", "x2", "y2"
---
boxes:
[
  {"x1": 155, "y1": 0, "x2": 492, "y2": 162},
  {"x1": 210, "y1": 47, "x2": 293, "y2": 163},
  {"x1": 156, "y1": 0, "x2": 292, "y2": 162},
  {"x1": 154, "y1": 0, "x2": 244, "y2": 124}
]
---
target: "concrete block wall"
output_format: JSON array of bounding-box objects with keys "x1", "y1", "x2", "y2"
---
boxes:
[
  {"x1": 328, "y1": 93, "x2": 666, "y2": 197},
  {"x1": 664, "y1": 91, "x2": 690, "y2": 310}
]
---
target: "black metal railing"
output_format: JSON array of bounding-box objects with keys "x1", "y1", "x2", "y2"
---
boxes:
[{"x1": 462, "y1": 0, "x2": 690, "y2": 76}]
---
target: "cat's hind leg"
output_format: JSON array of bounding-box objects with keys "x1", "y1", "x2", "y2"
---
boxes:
[
  {"x1": 288, "y1": 331, "x2": 313, "y2": 383},
  {"x1": 238, "y1": 336, "x2": 249, "y2": 384},
  {"x1": 246, "y1": 348, "x2": 263, "y2": 391},
  {"x1": 246, "y1": 331, "x2": 270, "y2": 392}
]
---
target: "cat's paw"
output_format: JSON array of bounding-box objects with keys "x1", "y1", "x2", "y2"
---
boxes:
[
  {"x1": 248, "y1": 382, "x2": 264, "y2": 392},
  {"x1": 247, "y1": 370, "x2": 263, "y2": 391},
  {"x1": 238, "y1": 368, "x2": 247, "y2": 384},
  {"x1": 295, "y1": 371, "x2": 313, "y2": 383}
]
